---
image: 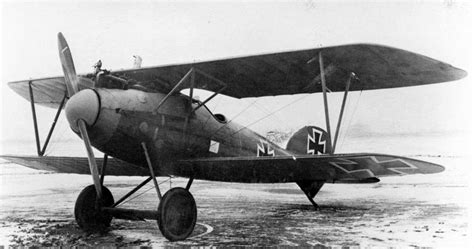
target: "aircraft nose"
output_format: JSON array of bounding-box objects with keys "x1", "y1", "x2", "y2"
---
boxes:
[{"x1": 65, "y1": 89, "x2": 100, "y2": 132}]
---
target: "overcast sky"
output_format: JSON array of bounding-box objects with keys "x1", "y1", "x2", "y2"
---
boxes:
[{"x1": 1, "y1": 0, "x2": 472, "y2": 154}]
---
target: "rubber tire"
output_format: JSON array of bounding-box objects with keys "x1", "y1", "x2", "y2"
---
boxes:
[
  {"x1": 74, "y1": 185, "x2": 114, "y2": 232},
  {"x1": 157, "y1": 187, "x2": 197, "y2": 241}
]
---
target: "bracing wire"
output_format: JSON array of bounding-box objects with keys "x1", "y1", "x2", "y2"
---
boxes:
[
  {"x1": 44, "y1": 109, "x2": 70, "y2": 156},
  {"x1": 228, "y1": 98, "x2": 260, "y2": 122},
  {"x1": 229, "y1": 94, "x2": 312, "y2": 137},
  {"x1": 117, "y1": 177, "x2": 174, "y2": 207},
  {"x1": 339, "y1": 90, "x2": 363, "y2": 150},
  {"x1": 31, "y1": 84, "x2": 57, "y2": 102},
  {"x1": 210, "y1": 98, "x2": 260, "y2": 136},
  {"x1": 209, "y1": 94, "x2": 224, "y2": 113},
  {"x1": 252, "y1": 101, "x2": 292, "y2": 133}
]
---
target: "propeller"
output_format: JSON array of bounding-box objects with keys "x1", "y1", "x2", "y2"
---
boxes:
[
  {"x1": 58, "y1": 33, "x2": 79, "y2": 97},
  {"x1": 58, "y1": 32, "x2": 103, "y2": 198}
]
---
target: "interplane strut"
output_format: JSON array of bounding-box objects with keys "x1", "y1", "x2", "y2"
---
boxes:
[{"x1": 28, "y1": 81, "x2": 67, "y2": 156}]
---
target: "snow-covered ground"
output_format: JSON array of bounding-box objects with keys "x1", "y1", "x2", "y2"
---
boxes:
[{"x1": 0, "y1": 133, "x2": 471, "y2": 247}]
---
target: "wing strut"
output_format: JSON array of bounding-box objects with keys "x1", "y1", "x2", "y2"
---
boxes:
[
  {"x1": 28, "y1": 81, "x2": 67, "y2": 156},
  {"x1": 318, "y1": 52, "x2": 333, "y2": 154},
  {"x1": 332, "y1": 73, "x2": 358, "y2": 152},
  {"x1": 317, "y1": 53, "x2": 357, "y2": 154}
]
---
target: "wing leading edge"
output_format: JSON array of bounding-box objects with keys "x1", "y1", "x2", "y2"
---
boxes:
[
  {"x1": 8, "y1": 44, "x2": 466, "y2": 108},
  {"x1": 171, "y1": 153, "x2": 444, "y2": 183}
]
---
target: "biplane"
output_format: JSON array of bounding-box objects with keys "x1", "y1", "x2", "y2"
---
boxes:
[{"x1": 1, "y1": 33, "x2": 466, "y2": 241}]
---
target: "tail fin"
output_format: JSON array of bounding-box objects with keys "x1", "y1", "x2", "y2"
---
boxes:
[
  {"x1": 286, "y1": 126, "x2": 331, "y2": 155},
  {"x1": 288, "y1": 126, "x2": 331, "y2": 208}
]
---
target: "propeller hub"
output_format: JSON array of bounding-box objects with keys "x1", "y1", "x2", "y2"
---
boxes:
[{"x1": 65, "y1": 89, "x2": 100, "y2": 132}]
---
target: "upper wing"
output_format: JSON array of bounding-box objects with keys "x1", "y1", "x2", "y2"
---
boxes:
[
  {"x1": 8, "y1": 44, "x2": 466, "y2": 108},
  {"x1": 0, "y1": 155, "x2": 149, "y2": 176},
  {"x1": 142, "y1": 44, "x2": 466, "y2": 98},
  {"x1": 171, "y1": 153, "x2": 444, "y2": 183},
  {"x1": 8, "y1": 76, "x2": 94, "y2": 108}
]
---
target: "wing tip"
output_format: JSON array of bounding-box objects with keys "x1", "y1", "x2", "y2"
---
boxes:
[
  {"x1": 427, "y1": 163, "x2": 445, "y2": 174},
  {"x1": 453, "y1": 67, "x2": 468, "y2": 81},
  {"x1": 406, "y1": 157, "x2": 445, "y2": 174}
]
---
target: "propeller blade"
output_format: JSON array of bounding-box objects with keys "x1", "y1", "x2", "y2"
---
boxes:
[
  {"x1": 58, "y1": 32, "x2": 79, "y2": 97},
  {"x1": 77, "y1": 119, "x2": 103, "y2": 198},
  {"x1": 59, "y1": 33, "x2": 102, "y2": 199}
]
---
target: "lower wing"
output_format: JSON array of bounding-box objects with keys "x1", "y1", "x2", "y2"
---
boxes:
[
  {"x1": 0, "y1": 155, "x2": 148, "y2": 176},
  {"x1": 171, "y1": 153, "x2": 444, "y2": 183},
  {"x1": 1, "y1": 153, "x2": 443, "y2": 183}
]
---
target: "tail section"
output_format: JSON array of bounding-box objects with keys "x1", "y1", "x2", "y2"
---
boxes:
[
  {"x1": 287, "y1": 126, "x2": 330, "y2": 209},
  {"x1": 286, "y1": 126, "x2": 331, "y2": 155}
]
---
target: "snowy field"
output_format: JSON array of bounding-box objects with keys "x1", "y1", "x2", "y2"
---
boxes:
[{"x1": 0, "y1": 133, "x2": 471, "y2": 247}]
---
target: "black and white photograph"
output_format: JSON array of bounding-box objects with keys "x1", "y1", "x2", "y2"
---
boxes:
[{"x1": 0, "y1": 0, "x2": 472, "y2": 247}]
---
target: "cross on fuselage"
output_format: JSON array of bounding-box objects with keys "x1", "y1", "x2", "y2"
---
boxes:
[{"x1": 308, "y1": 128, "x2": 326, "y2": 154}]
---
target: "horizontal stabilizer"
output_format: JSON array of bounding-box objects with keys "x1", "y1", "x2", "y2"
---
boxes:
[{"x1": 0, "y1": 155, "x2": 149, "y2": 176}]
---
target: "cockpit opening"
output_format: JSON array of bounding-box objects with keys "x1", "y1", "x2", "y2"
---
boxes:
[
  {"x1": 214, "y1": 113, "x2": 227, "y2": 123},
  {"x1": 189, "y1": 97, "x2": 228, "y2": 124}
]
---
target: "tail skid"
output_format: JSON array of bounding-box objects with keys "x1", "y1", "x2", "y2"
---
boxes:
[{"x1": 296, "y1": 180, "x2": 325, "y2": 210}]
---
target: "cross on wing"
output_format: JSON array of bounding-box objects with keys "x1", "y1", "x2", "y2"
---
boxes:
[{"x1": 329, "y1": 156, "x2": 419, "y2": 178}]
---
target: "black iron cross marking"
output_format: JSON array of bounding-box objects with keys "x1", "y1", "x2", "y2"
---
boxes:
[
  {"x1": 307, "y1": 128, "x2": 326, "y2": 155},
  {"x1": 257, "y1": 140, "x2": 275, "y2": 157},
  {"x1": 329, "y1": 156, "x2": 419, "y2": 177}
]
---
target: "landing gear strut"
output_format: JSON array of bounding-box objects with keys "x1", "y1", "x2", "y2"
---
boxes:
[
  {"x1": 74, "y1": 143, "x2": 198, "y2": 241},
  {"x1": 74, "y1": 179, "x2": 198, "y2": 241}
]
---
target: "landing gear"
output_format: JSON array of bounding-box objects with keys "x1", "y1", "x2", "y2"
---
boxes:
[
  {"x1": 74, "y1": 185, "x2": 114, "y2": 231},
  {"x1": 76, "y1": 183, "x2": 198, "y2": 241},
  {"x1": 157, "y1": 187, "x2": 197, "y2": 241},
  {"x1": 73, "y1": 143, "x2": 198, "y2": 241}
]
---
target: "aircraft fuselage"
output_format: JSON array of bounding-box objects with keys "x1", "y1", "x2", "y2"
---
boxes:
[{"x1": 85, "y1": 89, "x2": 291, "y2": 176}]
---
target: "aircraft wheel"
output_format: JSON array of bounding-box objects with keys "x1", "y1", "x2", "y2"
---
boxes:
[
  {"x1": 157, "y1": 187, "x2": 197, "y2": 241},
  {"x1": 74, "y1": 185, "x2": 114, "y2": 232}
]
